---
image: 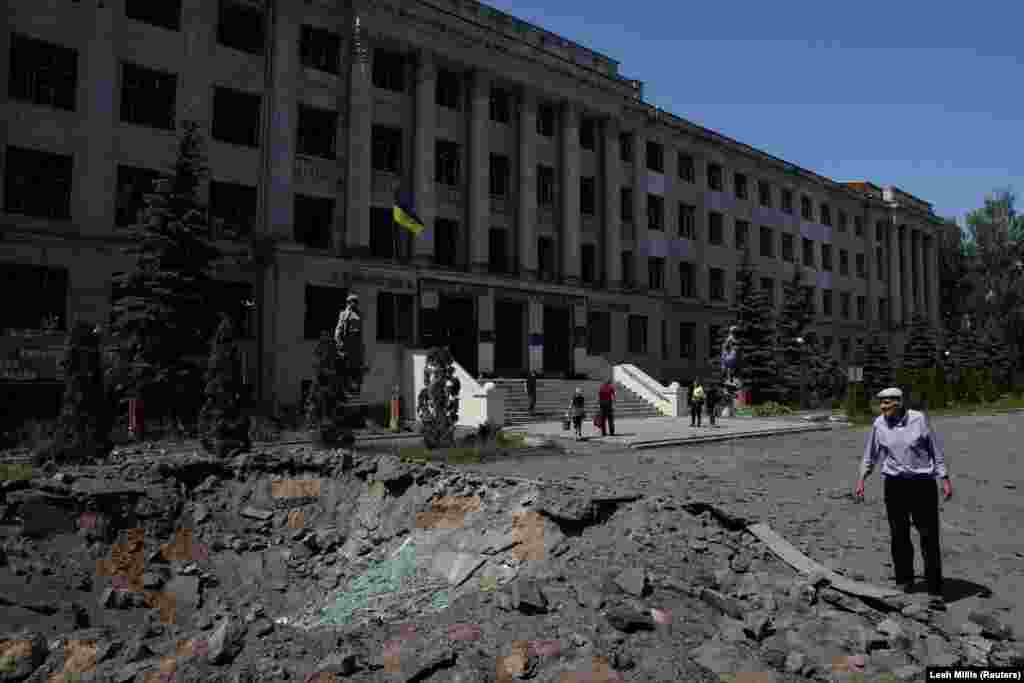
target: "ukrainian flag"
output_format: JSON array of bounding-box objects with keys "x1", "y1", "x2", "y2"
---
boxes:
[{"x1": 393, "y1": 189, "x2": 425, "y2": 237}]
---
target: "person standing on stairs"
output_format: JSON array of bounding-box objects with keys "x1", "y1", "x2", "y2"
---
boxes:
[
  {"x1": 569, "y1": 388, "x2": 586, "y2": 441},
  {"x1": 597, "y1": 378, "x2": 616, "y2": 436},
  {"x1": 526, "y1": 371, "x2": 538, "y2": 415}
]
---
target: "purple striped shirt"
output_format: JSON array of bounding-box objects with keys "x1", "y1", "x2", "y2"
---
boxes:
[{"x1": 860, "y1": 409, "x2": 948, "y2": 480}]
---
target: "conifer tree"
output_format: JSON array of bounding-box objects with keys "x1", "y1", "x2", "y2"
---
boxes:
[
  {"x1": 902, "y1": 312, "x2": 940, "y2": 370},
  {"x1": 108, "y1": 120, "x2": 222, "y2": 425},
  {"x1": 54, "y1": 322, "x2": 111, "y2": 461},
  {"x1": 776, "y1": 269, "x2": 816, "y2": 403},
  {"x1": 862, "y1": 331, "x2": 894, "y2": 401},
  {"x1": 731, "y1": 249, "x2": 782, "y2": 403},
  {"x1": 199, "y1": 316, "x2": 251, "y2": 457},
  {"x1": 306, "y1": 332, "x2": 347, "y2": 445}
]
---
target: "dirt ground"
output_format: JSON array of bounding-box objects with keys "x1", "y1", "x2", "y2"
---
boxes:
[{"x1": 0, "y1": 415, "x2": 1021, "y2": 682}]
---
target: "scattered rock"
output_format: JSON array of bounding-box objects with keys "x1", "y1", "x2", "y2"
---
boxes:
[
  {"x1": 613, "y1": 567, "x2": 649, "y2": 597},
  {"x1": 0, "y1": 631, "x2": 49, "y2": 681},
  {"x1": 206, "y1": 617, "x2": 247, "y2": 665},
  {"x1": 784, "y1": 650, "x2": 806, "y2": 674},
  {"x1": 511, "y1": 579, "x2": 549, "y2": 614},
  {"x1": 969, "y1": 610, "x2": 1015, "y2": 641},
  {"x1": 240, "y1": 507, "x2": 273, "y2": 521},
  {"x1": 605, "y1": 606, "x2": 655, "y2": 633},
  {"x1": 699, "y1": 588, "x2": 745, "y2": 620}
]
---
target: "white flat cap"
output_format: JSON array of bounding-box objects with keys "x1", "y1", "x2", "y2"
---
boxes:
[{"x1": 877, "y1": 387, "x2": 903, "y2": 399}]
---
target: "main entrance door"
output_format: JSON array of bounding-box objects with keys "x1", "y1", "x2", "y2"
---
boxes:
[
  {"x1": 494, "y1": 300, "x2": 525, "y2": 375},
  {"x1": 543, "y1": 305, "x2": 571, "y2": 376},
  {"x1": 436, "y1": 296, "x2": 477, "y2": 375}
]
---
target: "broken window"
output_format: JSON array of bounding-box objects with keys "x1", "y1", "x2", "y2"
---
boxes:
[
  {"x1": 435, "y1": 68, "x2": 461, "y2": 109},
  {"x1": 4, "y1": 146, "x2": 73, "y2": 219},
  {"x1": 8, "y1": 33, "x2": 78, "y2": 111},
  {"x1": 293, "y1": 194, "x2": 333, "y2": 249},
  {"x1": 372, "y1": 49, "x2": 406, "y2": 92},
  {"x1": 115, "y1": 165, "x2": 163, "y2": 227},
  {"x1": 303, "y1": 284, "x2": 347, "y2": 340},
  {"x1": 377, "y1": 292, "x2": 414, "y2": 343},
  {"x1": 300, "y1": 25, "x2": 340, "y2": 74},
  {"x1": 209, "y1": 180, "x2": 258, "y2": 240},
  {"x1": 212, "y1": 87, "x2": 261, "y2": 148},
  {"x1": 120, "y1": 62, "x2": 177, "y2": 130},
  {"x1": 434, "y1": 219, "x2": 458, "y2": 267},
  {"x1": 435, "y1": 140, "x2": 460, "y2": 186},
  {"x1": 371, "y1": 126, "x2": 402, "y2": 173},
  {"x1": 0, "y1": 263, "x2": 68, "y2": 332},
  {"x1": 217, "y1": 0, "x2": 266, "y2": 56},
  {"x1": 297, "y1": 105, "x2": 338, "y2": 160},
  {"x1": 125, "y1": 0, "x2": 182, "y2": 31}
]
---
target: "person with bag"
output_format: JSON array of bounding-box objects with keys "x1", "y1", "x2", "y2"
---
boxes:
[
  {"x1": 689, "y1": 379, "x2": 705, "y2": 427},
  {"x1": 597, "y1": 379, "x2": 616, "y2": 436},
  {"x1": 568, "y1": 387, "x2": 586, "y2": 441}
]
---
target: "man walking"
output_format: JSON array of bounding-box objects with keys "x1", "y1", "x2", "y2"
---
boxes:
[
  {"x1": 526, "y1": 371, "x2": 538, "y2": 415},
  {"x1": 597, "y1": 378, "x2": 616, "y2": 436},
  {"x1": 706, "y1": 382, "x2": 720, "y2": 427},
  {"x1": 855, "y1": 387, "x2": 953, "y2": 609}
]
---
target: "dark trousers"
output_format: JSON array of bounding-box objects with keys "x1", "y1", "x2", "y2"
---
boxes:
[
  {"x1": 707, "y1": 401, "x2": 717, "y2": 425},
  {"x1": 884, "y1": 476, "x2": 943, "y2": 595},
  {"x1": 528, "y1": 393, "x2": 536, "y2": 413},
  {"x1": 690, "y1": 401, "x2": 703, "y2": 426},
  {"x1": 599, "y1": 402, "x2": 615, "y2": 436}
]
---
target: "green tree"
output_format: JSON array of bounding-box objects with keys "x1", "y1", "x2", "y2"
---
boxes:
[
  {"x1": 53, "y1": 322, "x2": 111, "y2": 462},
  {"x1": 776, "y1": 269, "x2": 814, "y2": 403},
  {"x1": 199, "y1": 316, "x2": 251, "y2": 457},
  {"x1": 937, "y1": 218, "x2": 974, "y2": 326},
  {"x1": 306, "y1": 332, "x2": 347, "y2": 445},
  {"x1": 417, "y1": 347, "x2": 460, "y2": 449},
  {"x1": 902, "y1": 312, "x2": 939, "y2": 370},
  {"x1": 108, "y1": 121, "x2": 222, "y2": 426},
  {"x1": 862, "y1": 331, "x2": 894, "y2": 402},
  {"x1": 979, "y1": 315, "x2": 1014, "y2": 389},
  {"x1": 731, "y1": 249, "x2": 782, "y2": 403}
]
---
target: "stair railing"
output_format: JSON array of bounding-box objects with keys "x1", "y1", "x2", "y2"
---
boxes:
[{"x1": 613, "y1": 364, "x2": 686, "y2": 417}]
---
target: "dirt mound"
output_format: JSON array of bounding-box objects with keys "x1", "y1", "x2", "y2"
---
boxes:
[{"x1": 1, "y1": 445, "x2": 1021, "y2": 681}]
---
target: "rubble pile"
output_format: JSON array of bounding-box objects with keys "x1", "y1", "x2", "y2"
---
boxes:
[{"x1": 0, "y1": 444, "x2": 1021, "y2": 682}]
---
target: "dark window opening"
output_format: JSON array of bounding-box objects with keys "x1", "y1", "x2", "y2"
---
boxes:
[
  {"x1": 580, "y1": 177, "x2": 596, "y2": 216},
  {"x1": 489, "y1": 87, "x2": 511, "y2": 123},
  {"x1": 370, "y1": 206, "x2": 408, "y2": 260},
  {"x1": 579, "y1": 117, "x2": 596, "y2": 150},
  {"x1": 536, "y1": 103, "x2": 555, "y2": 137},
  {"x1": 372, "y1": 49, "x2": 406, "y2": 92},
  {"x1": 300, "y1": 25, "x2": 340, "y2": 74},
  {"x1": 489, "y1": 154, "x2": 510, "y2": 197},
  {"x1": 734, "y1": 173, "x2": 748, "y2": 200},
  {"x1": 587, "y1": 311, "x2": 611, "y2": 354},
  {"x1": 781, "y1": 233, "x2": 795, "y2": 262},
  {"x1": 217, "y1": 0, "x2": 266, "y2": 55},
  {"x1": 120, "y1": 62, "x2": 177, "y2": 130},
  {"x1": 679, "y1": 322, "x2": 695, "y2": 359},
  {"x1": 647, "y1": 194, "x2": 663, "y2": 231},
  {"x1": 647, "y1": 257, "x2": 665, "y2": 291},
  {"x1": 435, "y1": 69, "x2": 461, "y2": 109},
  {"x1": 708, "y1": 212, "x2": 724, "y2": 245},
  {"x1": 759, "y1": 226, "x2": 774, "y2": 258},
  {"x1": 781, "y1": 189, "x2": 794, "y2": 214},
  {"x1": 538, "y1": 237, "x2": 556, "y2": 280},
  {"x1": 212, "y1": 87, "x2": 261, "y2": 148},
  {"x1": 435, "y1": 140, "x2": 460, "y2": 186},
  {"x1": 115, "y1": 165, "x2": 162, "y2": 228},
  {"x1": 628, "y1": 315, "x2": 647, "y2": 354},
  {"x1": 213, "y1": 281, "x2": 256, "y2": 338},
  {"x1": 488, "y1": 228, "x2": 508, "y2": 273},
  {"x1": 434, "y1": 219, "x2": 458, "y2": 268},
  {"x1": 537, "y1": 165, "x2": 555, "y2": 206},
  {"x1": 646, "y1": 141, "x2": 664, "y2": 173},
  {"x1": 679, "y1": 262, "x2": 696, "y2": 298},
  {"x1": 620, "y1": 188, "x2": 634, "y2": 222},
  {"x1": 678, "y1": 203, "x2": 695, "y2": 239},
  {"x1": 303, "y1": 284, "x2": 347, "y2": 340},
  {"x1": 709, "y1": 268, "x2": 725, "y2": 301},
  {"x1": 209, "y1": 180, "x2": 258, "y2": 240},
  {"x1": 4, "y1": 146, "x2": 73, "y2": 219},
  {"x1": 126, "y1": 0, "x2": 182, "y2": 30},
  {"x1": 581, "y1": 244, "x2": 596, "y2": 284},
  {"x1": 619, "y1": 132, "x2": 633, "y2": 164},
  {"x1": 1, "y1": 264, "x2": 67, "y2": 332},
  {"x1": 759, "y1": 181, "x2": 772, "y2": 207},
  {"x1": 621, "y1": 251, "x2": 634, "y2": 288},
  {"x1": 297, "y1": 104, "x2": 338, "y2": 159},
  {"x1": 377, "y1": 292, "x2": 414, "y2": 343},
  {"x1": 735, "y1": 220, "x2": 749, "y2": 251},
  {"x1": 371, "y1": 125, "x2": 402, "y2": 173},
  {"x1": 8, "y1": 33, "x2": 78, "y2": 111},
  {"x1": 678, "y1": 153, "x2": 695, "y2": 182},
  {"x1": 293, "y1": 194, "x2": 334, "y2": 249},
  {"x1": 707, "y1": 163, "x2": 723, "y2": 191}
]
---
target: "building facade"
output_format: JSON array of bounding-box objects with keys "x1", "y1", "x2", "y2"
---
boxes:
[{"x1": 1, "y1": 0, "x2": 945, "y2": 414}]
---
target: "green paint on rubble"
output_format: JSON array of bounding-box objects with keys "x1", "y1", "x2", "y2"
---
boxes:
[
  {"x1": 479, "y1": 575, "x2": 498, "y2": 592},
  {"x1": 320, "y1": 541, "x2": 418, "y2": 626},
  {"x1": 430, "y1": 590, "x2": 449, "y2": 611},
  {"x1": 368, "y1": 480, "x2": 386, "y2": 498}
]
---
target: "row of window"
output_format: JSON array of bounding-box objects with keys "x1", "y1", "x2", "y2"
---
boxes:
[{"x1": 589, "y1": 313, "x2": 873, "y2": 361}]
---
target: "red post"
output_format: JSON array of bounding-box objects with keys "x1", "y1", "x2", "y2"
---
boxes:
[
  {"x1": 128, "y1": 398, "x2": 144, "y2": 440},
  {"x1": 389, "y1": 386, "x2": 400, "y2": 432}
]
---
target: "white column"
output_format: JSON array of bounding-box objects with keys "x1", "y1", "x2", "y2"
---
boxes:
[
  {"x1": 477, "y1": 290, "x2": 494, "y2": 375},
  {"x1": 78, "y1": 2, "x2": 117, "y2": 234},
  {"x1": 412, "y1": 52, "x2": 436, "y2": 265},
  {"x1": 528, "y1": 298, "x2": 543, "y2": 373},
  {"x1": 266, "y1": 0, "x2": 300, "y2": 241},
  {"x1": 927, "y1": 233, "x2": 940, "y2": 324},
  {"x1": 345, "y1": 4, "x2": 373, "y2": 256},
  {"x1": 888, "y1": 221, "x2": 903, "y2": 328},
  {"x1": 900, "y1": 226, "x2": 912, "y2": 324},
  {"x1": 913, "y1": 228, "x2": 926, "y2": 317},
  {"x1": 518, "y1": 88, "x2": 537, "y2": 277},
  {"x1": 561, "y1": 102, "x2": 581, "y2": 283},
  {"x1": 603, "y1": 118, "x2": 622, "y2": 289},
  {"x1": 468, "y1": 71, "x2": 491, "y2": 272},
  {"x1": 631, "y1": 130, "x2": 646, "y2": 290}
]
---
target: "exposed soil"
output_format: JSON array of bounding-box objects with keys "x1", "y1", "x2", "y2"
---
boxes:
[{"x1": 0, "y1": 436, "x2": 1021, "y2": 682}]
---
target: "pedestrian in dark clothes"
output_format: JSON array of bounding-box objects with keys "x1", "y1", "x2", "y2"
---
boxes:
[
  {"x1": 526, "y1": 371, "x2": 537, "y2": 414},
  {"x1": 597, "y1": 378, "x2": 616, "y2": 436},
  {"x1": 706, "y1": 383, "x2": 720, "y2": 426},
  {"x1": 689, "y1": 379, "x2": 705, "y2": 427},
  {"x1": 855, "y1": 387, "x2": 953, "y2": 610}
]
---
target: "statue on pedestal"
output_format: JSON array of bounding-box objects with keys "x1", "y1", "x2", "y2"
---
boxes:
[
  {"x1": 334, "y1": 294, "x2": 366, "y2": 395},
  {"x1": 720, "y1": 326, "x2": 739, "y2": 383}
]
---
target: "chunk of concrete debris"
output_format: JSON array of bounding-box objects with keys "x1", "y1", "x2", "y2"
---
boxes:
[
  {"x1": 430, "y1": 551, "x2": 486, "y2": 588},
  {"x1": 968, "y1": 610, "x2": 1015, "y2": 641},
  {"x1": 699, "y1": 588, "x2": 745, "y2": 620},
  {"x1": 314, "y1": 649, "x2": 363, "y2": 677},
  {"x1": 604, "y1": 606, "x2": 655, "y2": 633},
  {"x1": 240, "y1": 507, "x2": 274, "y2": 521},
  {"x1": 510, "y1": 579, "x2": 548, "y2": 614},
  {"x1": 206, "y1": 617, "x2": 247, "y2": 665},
  {"x1": 613, "y1": 567, "x2": 649, "y2": 597},
  {"x1": 0, "y1": 631, "x2": 49, "y2": 681}
]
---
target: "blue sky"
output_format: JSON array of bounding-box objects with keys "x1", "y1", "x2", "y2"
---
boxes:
[{"x1": 485, "y1": 0, "x2": 1023, "y2": 226}]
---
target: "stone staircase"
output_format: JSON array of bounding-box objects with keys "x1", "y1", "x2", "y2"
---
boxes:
[{"x1": 492, "y1": 378, "x2": 663, "y2": 426}]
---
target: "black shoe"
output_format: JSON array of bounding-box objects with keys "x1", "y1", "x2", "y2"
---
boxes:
[
  {"x1": 897, "y1": 581, "x2": 914, "y2": 594},
  {"x1": 928, "y1": 594, "x2": 946, "y2": 610}
]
